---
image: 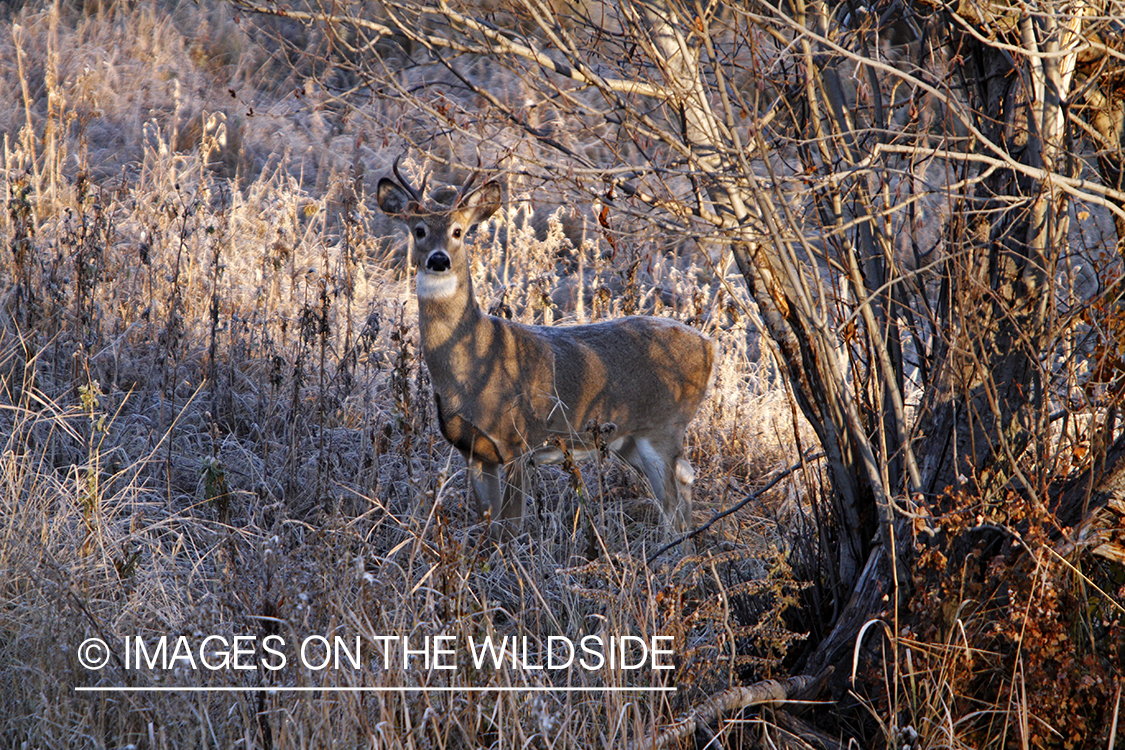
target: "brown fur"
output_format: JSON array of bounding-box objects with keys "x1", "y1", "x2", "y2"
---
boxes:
[{"x1": 378, "y1": 170, "x2": 716, "y2": 539}]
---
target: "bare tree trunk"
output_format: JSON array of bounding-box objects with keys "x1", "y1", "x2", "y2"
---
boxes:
[{"x1": 919, "y1": 9, "x2": 1079, "y2": 503}]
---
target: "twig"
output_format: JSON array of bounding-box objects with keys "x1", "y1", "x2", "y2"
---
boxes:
[
  {"x1": 647, "y1": 451, "x2": 825, "y2": 564},
  {"x1": 636, "y1": 674, "x2": 818, "y2": 750}
]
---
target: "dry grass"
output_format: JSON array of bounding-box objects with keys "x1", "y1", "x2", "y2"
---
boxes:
[
  {"x1": 4, "y1": 2, "x2": 1120, "y2": 748},
  {"x1": 0, "y1": 2, "x2": 815, "y2": 747}
]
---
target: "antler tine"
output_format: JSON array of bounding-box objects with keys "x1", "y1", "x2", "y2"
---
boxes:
[
  {"x1": 454, "y1": 154, "x2": 485, "y2": 206},
  {"x1": 392, "y1": 154, "x2": 424, "y2": 205}
]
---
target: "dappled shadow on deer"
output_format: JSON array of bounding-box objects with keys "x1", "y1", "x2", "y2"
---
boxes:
[{"x1": 377, "y1": 159, "x2": 716, "y2": 543}]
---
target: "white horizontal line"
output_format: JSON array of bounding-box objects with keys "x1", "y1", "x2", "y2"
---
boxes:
[{"x1": 76, "y1": 686, "x2": 676, "y2": 693}]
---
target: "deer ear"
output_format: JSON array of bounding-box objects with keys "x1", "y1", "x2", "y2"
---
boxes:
[
  {"x1": 377, "y1": 179, "x2": 412, "y2": 217},
  {"x1": 462, "y1": 182, "x2": 501, "y2": 223}
]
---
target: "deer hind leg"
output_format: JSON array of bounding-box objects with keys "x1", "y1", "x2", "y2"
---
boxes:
[
  {"x1": 614, "y1": 435, "x2": 691, "y2": 533},
  {"x1": 671, "y1": 455, "x2": 695, "y2": 532}
]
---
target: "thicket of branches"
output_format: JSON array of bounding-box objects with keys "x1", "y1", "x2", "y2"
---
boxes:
[{"x1": 231, "y1": 0, "x2": 1125, "y2": 741}]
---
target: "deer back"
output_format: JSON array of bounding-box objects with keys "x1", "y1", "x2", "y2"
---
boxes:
[{"x1": 538, "y1": 316, "x2": 716, "y2": 440}]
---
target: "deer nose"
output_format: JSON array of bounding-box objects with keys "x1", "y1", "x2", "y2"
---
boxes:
[{"x1": 426, "y1": 250, "x2": 451, "y2": 273}]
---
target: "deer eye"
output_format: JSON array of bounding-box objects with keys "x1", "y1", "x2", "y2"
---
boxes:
[
  {"x1": 452, "y1": 226, "x2": 462, "y2": 240},
  {"x1": 414, "y1": 225, "x2": 427, "y2": 240}
]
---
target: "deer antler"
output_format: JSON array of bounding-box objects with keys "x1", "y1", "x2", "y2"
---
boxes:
[
  {"x1": 392, "y1": 154, "x2": 427, "y2": 205},
  {"x1": 454, "y1": 154, "x2": 484, "y2": 207}
]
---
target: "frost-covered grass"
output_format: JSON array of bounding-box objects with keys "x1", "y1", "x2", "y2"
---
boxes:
[{"x1": 0, "y1": 3, "x2": 813, "y2": 747}]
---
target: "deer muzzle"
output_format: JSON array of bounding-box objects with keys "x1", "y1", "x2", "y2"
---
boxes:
[{"x1": 426, "y1": 250, "x2": 452, "y2": 273}]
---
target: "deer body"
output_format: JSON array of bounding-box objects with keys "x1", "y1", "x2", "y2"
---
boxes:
[{"x1": 378, "y1": 167, "x2": 715, "y2": 538}]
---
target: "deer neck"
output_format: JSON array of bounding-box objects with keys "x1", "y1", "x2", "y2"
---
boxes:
[{"x1": 415, "y1": 260, "x2": 489, "y2": 393}]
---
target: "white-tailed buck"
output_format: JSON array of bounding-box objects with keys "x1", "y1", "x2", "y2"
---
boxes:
[{"x1": 377, "y1": 160, "x2": 716, "y2": 539}]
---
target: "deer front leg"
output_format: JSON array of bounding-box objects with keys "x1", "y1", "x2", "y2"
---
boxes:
[
  {"x1": 467, "y1": 458, "x2": 503, "y2": 532},
  {"x1": 467, "y1": 457, "x2": 528, "y2": 541},
  {"x1": 501, "y1": 457, "x2": 529, "y2": 526}
]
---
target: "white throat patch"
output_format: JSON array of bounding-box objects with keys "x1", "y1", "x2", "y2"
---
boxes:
[{"x1": 416, "y1": 271, "x2": 459, "y2": 300}]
